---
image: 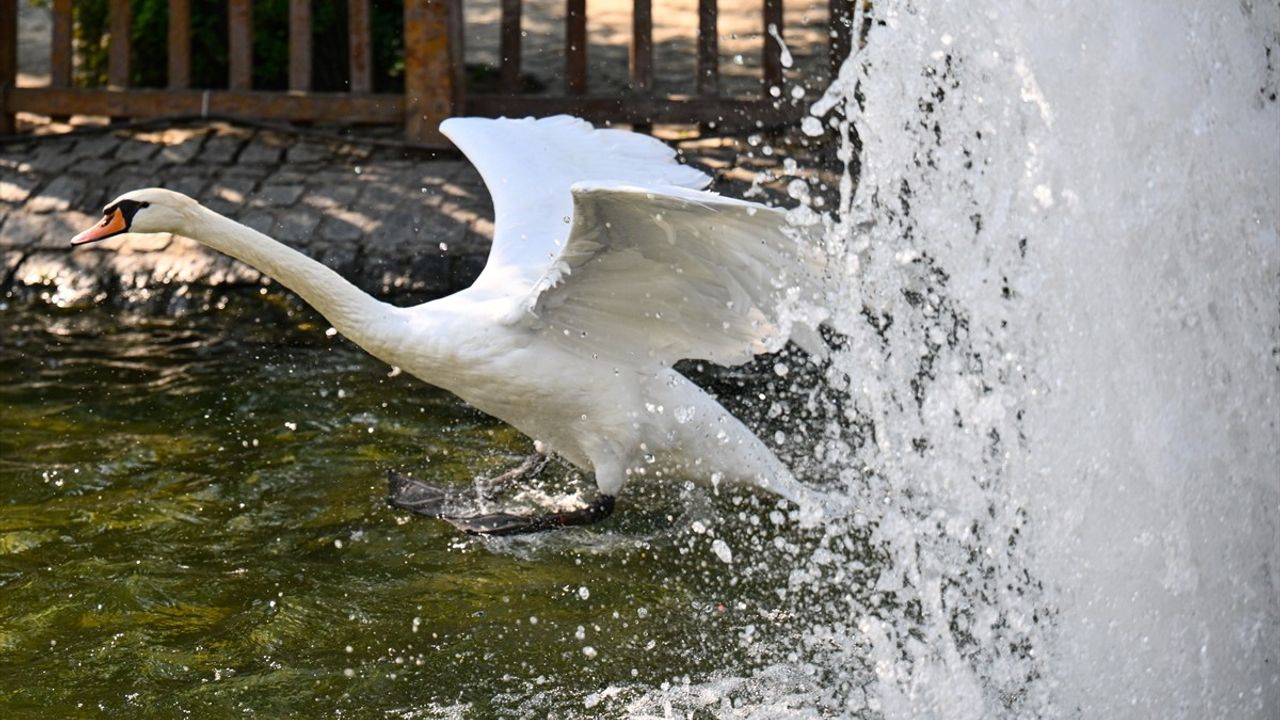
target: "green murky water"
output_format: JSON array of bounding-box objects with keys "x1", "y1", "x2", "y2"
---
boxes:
[{"x1": 0, "y1": 293, "x2": 824, "y2": 718}]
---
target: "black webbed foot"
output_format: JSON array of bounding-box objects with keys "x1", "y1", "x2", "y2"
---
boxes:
[
  {"x1": 388, "y1": 456, "x2": 614, "y2": 536},
  {"x1": 475, "y1": 452, "x2": 549, "y2": 500},
  {"x1": 387, "y1": 471, "x2": 463, "y2": 516},
  {"x1": 441, "y1": 495, "x2": 616, "y2": 537}
]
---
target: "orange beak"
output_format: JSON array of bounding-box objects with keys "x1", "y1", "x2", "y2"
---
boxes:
[{"x1": 71, "y1": 208, "x2": 128, "y2": 246}]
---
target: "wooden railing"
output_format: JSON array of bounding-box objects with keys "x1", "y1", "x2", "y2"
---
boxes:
[
  {"x1": 0, "y1": 0, "x2": 859, "y2": 144},
  {"x1": 468, "y1": 0, "x2": 860, "y2": 130},
  {"x1": 0, "y1": 0, "x2": 459, "y2": 143}
]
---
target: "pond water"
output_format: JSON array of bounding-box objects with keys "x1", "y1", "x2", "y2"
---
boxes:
[
  {"x1": 0, "y1": 296, "x2": 849, "y2": 717},
  {"x1": 4, "y1": 1, "x2": 1278, "y2": 717}
]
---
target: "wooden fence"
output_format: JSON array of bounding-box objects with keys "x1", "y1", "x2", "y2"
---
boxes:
[{"x1": 0, "y1": 0, "x2": 859, "y2": 145}]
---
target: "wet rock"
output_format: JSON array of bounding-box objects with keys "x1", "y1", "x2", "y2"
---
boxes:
[
  {"x1": 238, "y1": 209, "x2": 277, "y2": 236},
  {"x1": 287, "y1": 142, "x2": 332, "y2": 164},
  {"x1": 26, "y1": 142, "x2": 77, "y2": 174},
  {"x1": 200, "y1": 134, "x2": 246, "y2": 164},
  {"x1": 254, "y1": 184, "x2": 305, "y2": 208},
  {"x1": 143, "y1": 236, "x2": 261, "y2": 286},
  {"x1": 27, "y1": 176, "x2": 86, "y2": 214},
  {"x1": 110, "y1": 232, "x2": 174, "y2": 254},
  {"x1": 67, "y1": 158, "x2": 119, "y2": 179},
  {"x1": 13, "y1": 249, "x2": 108, "y2": 303},
  {"x1": 318, "y1": 210, "x2": 366, "y2": 242},
  {"x1": 160, "y1": 133, "x2": 207, "y2": 164},
  {"x1": 106, "y1": 173, "x2": 156, "y2": 204},
  {"x1": 116, "y1": 138, "x2": 161, "y2": 163},
  {"x1": 1, "y1": 247, "x2": 25, "y2": 282},
  {"x1": 274, "y1": 208, "x2": 321, "y2": 243},
  {"x1": 305, "y1": 182, "x2": 361, "y2": 210},
  {"x1": 310, "y1": 241, "x2": 360, "y2": 275},
  {"x1": 0, "y1": 212, "x2": 92, "y2": 249},
  {"x1": 0, "y1": 172, "x2": 37, "y2": 203},
  {"x1": 207, "y1": 173, "x2": 260, "y2": 211},
  {"x1": 162, "y1": 172, "x2": 209, "y2": 199},
  {"x1": 416, "y1": 160, "x2": 468, "y2": 186},
  {"x1": 1, "y1": 214, "x2": 44, "y2": 248},
  {"x1": 71, "y1": 132, "x2": 122, "y2": 159},
  {"x1": 361, "y1": 184, "x2": 404, "y2": 213},
  {"x1": 239, "y1": 137, "x2": 285, "y2": 166},
  {"x1": 263, "y1": 169, "x2": 310, "y2": 187}
]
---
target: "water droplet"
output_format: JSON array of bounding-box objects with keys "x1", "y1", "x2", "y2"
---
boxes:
[{"x1": 712, "y1": 539, "x2": 734, "y2": 564}]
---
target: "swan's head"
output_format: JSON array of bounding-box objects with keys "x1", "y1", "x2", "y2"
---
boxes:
[{"x1": 71, "y1": 188, "x2": 200, "y2": 246}]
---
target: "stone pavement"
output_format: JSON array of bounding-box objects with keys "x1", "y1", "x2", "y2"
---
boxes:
[{"x1": 0, "y1": 122, "x2": 502, "y2": 307}]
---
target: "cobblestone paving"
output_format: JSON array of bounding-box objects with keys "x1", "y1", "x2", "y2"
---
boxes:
[{"x1": 0, "y1": 123, "x2": 498, "y2": 306}]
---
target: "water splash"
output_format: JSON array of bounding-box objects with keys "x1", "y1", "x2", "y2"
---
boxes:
[
  {"x1": 646, "y1": 1, "x2": 1279, "y2": 717},
  {"x1": 767, "y1": 23, "x2": 795, "y2": 70}
]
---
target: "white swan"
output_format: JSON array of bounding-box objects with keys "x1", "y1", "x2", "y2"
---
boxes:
[{"x1": 71, "y1": 115, "x2": 831, "y2": 534}]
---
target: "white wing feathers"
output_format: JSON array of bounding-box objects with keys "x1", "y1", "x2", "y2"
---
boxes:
[
  {"x1": 442, "y1": 115, "x2": 827, "y2": 368},
  {"x1": 440, "y1": 115, "x2": 711, "y2": 293},
  {"x1": 516, "y1": 183, "x2": 828, "y2": 367}
]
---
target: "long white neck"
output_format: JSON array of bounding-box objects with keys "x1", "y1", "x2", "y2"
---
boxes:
[{"x1": 181, "y1": 204, "x2": 404, "y2": 351}]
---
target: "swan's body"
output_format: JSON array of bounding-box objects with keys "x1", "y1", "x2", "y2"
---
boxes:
[{"x1": 73, "y1": 116, "x2": 830, "y2": 522}]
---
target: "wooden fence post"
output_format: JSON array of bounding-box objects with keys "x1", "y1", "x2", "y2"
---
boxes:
[
  {"x1": 630, "y1": 0, "x2": 652, "y2": 93},
  {"x1": 499, "y1": 0, "x2": 522, "y2": 93},
  {"x1": 828, "y1": 0, "x2": 854, "y2": 77},
  {"x1": 566, "y1": 0, "x2": 587, "y2": 95},
  {"x1": 108, "y1": 0, "x2": 132, "y2": 89},
  {"x1": 169, "y1": 0, "x2": 191, "y2": 88},
  {"x1": 228, "y1": 0, "x2": 253, "y2": 90},
  {"x1": 404, "y1": 0, "x2": 461, "y2": 145},
  {"x1": 0, "y1": 0, "x2": 13, "y2": 134},
  {"x1": 289, "y1": 0, "x2": 312, "y2": 91},
  {"x1": 348, "y1": 0, "x2": 373, "y2": 93},
  {"x1": 51, "y1": 0, "x2": 72, "y2": 88},
  {"x1": 761, "y1": 0, "x2": 783, "y2": 94},
  {"x1": 696, "y1": 0, "x2": 718, "y2": 98}
]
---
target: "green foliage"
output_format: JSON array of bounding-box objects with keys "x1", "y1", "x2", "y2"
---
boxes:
[
  {"x1": 72, "y1": 0, "x2": 108, "y2": 86},
  {"x1": 70, "y1": 0, "x2": 406, "y2": 92}
]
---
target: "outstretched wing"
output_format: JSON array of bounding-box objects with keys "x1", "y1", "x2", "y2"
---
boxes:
[
  {"x1": 510, "y1": 182, "x2": 829, "y2": 368},
  {"x1": 439, "y1": 115, "x2": 711, "y2": 295}
]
